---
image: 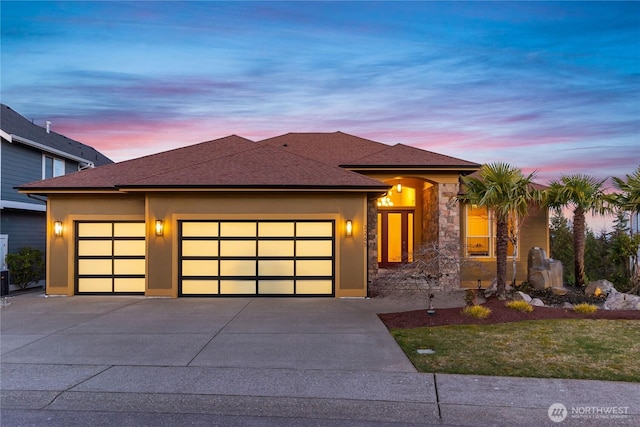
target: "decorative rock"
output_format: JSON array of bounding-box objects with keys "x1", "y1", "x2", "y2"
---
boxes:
[
  {"x1": 551, "y1": 287, "x2": 568, "y2": 296},
  {"x1": 530, "y1": 298, "x2": 545, "y2": 307},
  {"x1": 560, "y1": 302, "x2": 574, "y2": 309},
  {"x1": 603, "y1": 291, "x2": 640, "y2": 311},
  {"x1": 513, "y1": 291, "x2": 532, "y2": 303},
  {"x1": 585, "y1": 279, "x2": 616, "y2": 297},
  {"x1": 527, "y1": 247, "x2": 564, "y2": 289},
  {"x1": 529, "y1": 269, "x2": 551, "y2": 290}
]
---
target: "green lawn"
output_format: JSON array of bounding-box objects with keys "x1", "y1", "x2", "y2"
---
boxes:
[{"x1": 390, "y1": 319, "x2": 640, "y2": 382}]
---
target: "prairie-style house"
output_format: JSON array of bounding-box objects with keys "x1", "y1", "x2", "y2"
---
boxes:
[{"x1": 18, "y1": 132, "x2": 549, "y2": 297}]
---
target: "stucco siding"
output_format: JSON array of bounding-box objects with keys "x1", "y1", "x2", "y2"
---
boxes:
[
  {"x1": 146, "y1": 192, "x2": 368, "y2": 297},
  {"x1": 46, "y1": 194, "x2": 145, "y2": 295},
  {"x1": 46, "y1": 191, "x2": 369, "y2": 298}
]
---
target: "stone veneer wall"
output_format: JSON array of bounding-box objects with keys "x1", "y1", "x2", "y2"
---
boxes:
[
  {"x1": 422, "y1": 183, "x2": 439, "y2": 246},
  {"x1": 367, "y1": 197, "x2": 378, "y2": 291},
  {"x1": 422, "y1": 181, "x2": 461, "y2": 290}
]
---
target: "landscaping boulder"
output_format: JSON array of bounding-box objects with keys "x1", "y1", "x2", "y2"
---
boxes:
[
  {"x1": 513, "y1": 291, "x2": 532, "y2": 303},
  {"x1": 585, "y1": 279, "x2": 616, "y2": 297},
  {"x1": 603, "y1": 291, "x2": 640, "y2": 311},
  {"x1": 529, "y1": 269, "x2": 550, "y2": 290},
  {"x1": 527, "y1": 247, "x2": 563, "y2": 289},
  {"x1": 530, "y1": 298, "x2": 545, "y2": 307},
  {"x1": 560, "y1": 302, "x2": 574, "y2": 309}
]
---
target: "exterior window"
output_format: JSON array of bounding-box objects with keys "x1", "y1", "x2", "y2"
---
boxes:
[
  {"x1": 465, "y1": 205, "x2": 517, "y2": 258},
  {"x1": 43, "y1": 155, "x2": 65, "y2": 179}
]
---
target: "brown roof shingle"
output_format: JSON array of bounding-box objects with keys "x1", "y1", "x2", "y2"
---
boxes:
[
  {"x1": 18, "y1": 135, "x2": 389, "y2": 191},
  {"x1": 345, "y1": 143, "x2": 480, "y2": 168},
  {"x1": 259, "y1": 132, "x2": 480, "y2": 169},
  {"x1": 258, "y1": 132, "x2": 389, "y2": 166}
]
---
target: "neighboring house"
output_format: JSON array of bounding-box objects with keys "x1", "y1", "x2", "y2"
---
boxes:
[
  {"x1": 0, "y1": 104, "x2": 113, "y2": 269},
  {"x1": 17, "y1": 132, "x2": 549, "y2": 297}
]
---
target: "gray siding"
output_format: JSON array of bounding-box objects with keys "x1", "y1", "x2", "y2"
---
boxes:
[
  {"x1": 2, "y1": 139, "x2": 46, "y2": 206},
  {"x1": 1, "y1": 139, "x2": 80, "y2": 206},
  {"x1": 0, "y1": 209, "x2": 46, "y2": 253},
  {"x1": 65, "y1": 160, "x2": 79, "y2": 174}
]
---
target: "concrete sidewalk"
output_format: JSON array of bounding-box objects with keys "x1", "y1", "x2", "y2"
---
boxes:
[{"x1": 1, "y1": 292, "x2": 638, "y2": 426}]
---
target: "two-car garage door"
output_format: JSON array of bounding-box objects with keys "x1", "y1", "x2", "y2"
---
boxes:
[{"x1": 179, "y1": 220, "x2": 335, "y2": 296}]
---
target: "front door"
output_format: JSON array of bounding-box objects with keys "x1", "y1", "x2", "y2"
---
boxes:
[{"x1": 378, "y1": 210, "x2": 414, "y2": 268}]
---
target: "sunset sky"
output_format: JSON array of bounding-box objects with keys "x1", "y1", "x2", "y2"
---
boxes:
[{"x1": 2, "y1": 1, "x2": 639, "y2": 200}]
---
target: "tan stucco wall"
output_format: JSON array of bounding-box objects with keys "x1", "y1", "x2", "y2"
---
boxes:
[
  {"x1": 46, "y1": 194, "x2": 145, "y2": 295},
  {"x1": 460, "y1": 204, "x2": 550, "y2": 287},
  {"x1": 46, "y1": 191, "x2": 369, "y2": 298}
]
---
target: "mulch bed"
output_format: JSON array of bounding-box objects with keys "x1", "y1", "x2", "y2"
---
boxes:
[{"x1": 378, "y1": 297, "x2": 640, "y2": 329}]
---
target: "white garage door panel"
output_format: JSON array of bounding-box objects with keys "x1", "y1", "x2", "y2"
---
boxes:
[{"x1": 179, "y1": 220, "x2": 334, "y2": 296}]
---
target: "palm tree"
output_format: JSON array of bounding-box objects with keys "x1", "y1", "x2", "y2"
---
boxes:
[
  {"x1": 547, "y1": 174, "x2": 608, "y2": 287},
  {"x1": 611, "y1": 166, "x2": 640, "y2": 217},
  {"x1": 610, "y1": 166, "x2": 640, "y2": 286},
  {"x1": 459, "y1": 162, "x2": 541, "y2": 298}
]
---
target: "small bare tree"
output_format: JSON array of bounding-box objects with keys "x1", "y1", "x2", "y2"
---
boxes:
[{"x1": 373, "y1": 242, "x2": 486, "y2": 307}]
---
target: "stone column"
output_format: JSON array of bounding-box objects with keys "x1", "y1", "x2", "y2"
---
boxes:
[
  {"x1": 366, "y1": 196, "x2": 378, "y2": 292},
  {"x1": 438, "y1": 182, "x2": 461, "y2": 290},
  {"x1": 422, "y1": 181, "x2": 461, "y2": 291}
]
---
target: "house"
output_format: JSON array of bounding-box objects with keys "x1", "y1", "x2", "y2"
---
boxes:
[
  {"x1": 1, "y1": 104, "x2": 112, "y2": 269},
  {"x1": 17, "y1": 132, "x2": 549, "y2": 297}
]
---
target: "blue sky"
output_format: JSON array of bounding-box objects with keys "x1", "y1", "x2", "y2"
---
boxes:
[{"x1": 2, "y1": 1, "x2": 639, "y2": 195}]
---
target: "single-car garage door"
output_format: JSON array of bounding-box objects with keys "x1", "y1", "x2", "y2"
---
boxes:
[
  {"x1": 76, "y1": 221, "x2": 146, "y2": 294},
  {"x1": 179, "y1": 220, "x2": 334, "y2": 296}
]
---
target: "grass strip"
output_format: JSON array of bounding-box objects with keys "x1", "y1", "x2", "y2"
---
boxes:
[{"x1": 390, "y1": 319, "x2": 640, "y2": 382}]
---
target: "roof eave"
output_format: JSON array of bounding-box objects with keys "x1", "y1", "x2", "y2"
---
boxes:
[
  {"x1": 9, "y1": 134, "x2": 96, "y2": 168},
  {"x1": 17, "y1": 187, "x2": 119, "y2": 195},
  {"x1": 117, "y1": 184, "x2": 391, "y2": 192}
]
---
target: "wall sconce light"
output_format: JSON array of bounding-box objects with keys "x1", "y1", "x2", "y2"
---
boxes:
[
  {"x1": 396, "y1": 183, "x2": 402, "y2": 193},
  {"x1": 54, "y1": 221, "x2": 63, "y2": 237},
  {"x1": 345, "y1": 220, "x2": 353, "y2": 236},
  {"x1": 155, "y1": 220, "x2": 164, "y2": 236}
]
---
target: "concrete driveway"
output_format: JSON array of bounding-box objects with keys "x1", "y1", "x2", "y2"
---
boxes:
[{"x1": 1, "y1": 292, "x2": 639, "y2": 426}]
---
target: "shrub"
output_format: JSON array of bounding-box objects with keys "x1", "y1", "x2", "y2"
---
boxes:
[
  {"x1": 5, "y1": 247, "x2": 45, "y2": 289},
  {"x1": 464, "y1": 289, "x2": 476, "y2": 307},
  {"x1": 573, "y1": 303, "x2": 598, "y2": 314},
  {"x1": 462, "y1": 305, "x2": 492, "y2": 319},
  {"x1": 505, "y1": 300, "x2": 534, "y2": 313}
]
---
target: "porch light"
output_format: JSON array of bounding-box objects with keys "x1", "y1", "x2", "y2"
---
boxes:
[
  {"x1": 53, "y1": 221, "x2": 63, "y2": 237},
  {"x1": 345, "y1": 220, "x2": 353, "y2": 236},
  {"x1": 155, "y1": 220, "x2": 164, "y2": 236},
  {"x1": 396, "y1": 183, "x2": 402, "y2": 193}
]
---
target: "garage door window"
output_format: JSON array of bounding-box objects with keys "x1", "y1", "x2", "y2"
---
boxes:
[
  {"x1": 76, "y1": 222, "x2": 146, "y2": 294},
  {"x1": 179, "y1": 220, "x2": 334, "y2": 296}
]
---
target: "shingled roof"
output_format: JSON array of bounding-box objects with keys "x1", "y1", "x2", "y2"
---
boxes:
[
  {"x1": 18, "y1": 131, "x2": 482, "y2": 194},
  {"x1": 18, "y1": 135, "x2": 389, "y2": 192},
  {"x1": 345, "y1": 143, "x2": 480, "y2": 169},
  {"x1": 258, "y1": 132, "x2": 479, "y2": 169},
  {"x1": 258, "y1": 132, "x2": 390, "y2": 166},
  {"x1": 1, "y1": 104, "x2": 113, "y2": 166}
]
